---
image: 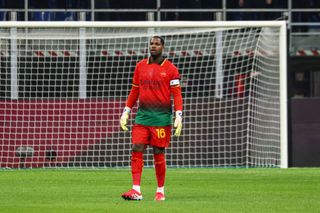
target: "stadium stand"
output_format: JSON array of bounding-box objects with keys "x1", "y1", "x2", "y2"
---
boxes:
[{"x1": 0, "y1": 0, "x2": 319, "y2": 51}]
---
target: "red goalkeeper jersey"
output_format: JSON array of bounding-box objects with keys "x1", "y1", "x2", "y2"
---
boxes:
[{"x1": 127, "y1": 58, "x2": 182, "y2": 126}]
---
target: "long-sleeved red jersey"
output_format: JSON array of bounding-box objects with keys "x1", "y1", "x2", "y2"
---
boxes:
[{"x1": 126, "y1": 58, "x2": 183, "y2": 126}]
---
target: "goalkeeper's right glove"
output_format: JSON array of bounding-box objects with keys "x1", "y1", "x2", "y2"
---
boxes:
[
  {"x1": 174, "y1": 111, "x2": 182, "y2": 137},
  {"x1": 120, "y1": 107, "x2": 131, "y2": 131}
]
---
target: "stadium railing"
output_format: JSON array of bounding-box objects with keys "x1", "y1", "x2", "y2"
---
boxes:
[{"x1": 0, "y1": 1, "x2": 319, "y2": 56}]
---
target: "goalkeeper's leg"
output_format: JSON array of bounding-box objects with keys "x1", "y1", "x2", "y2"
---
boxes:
[
  {"x1": 153, "y1": 146, "x2": 166, "y2": 201},
  {"x1": 122, "y1": 144, "x2": 145, "y2": 200},
  {"x1": 131, "y1": 150, "x2": 144, "y2": 191},
  {"x1": 149, "y1": 126, "x2": 170, "y2": 201}
]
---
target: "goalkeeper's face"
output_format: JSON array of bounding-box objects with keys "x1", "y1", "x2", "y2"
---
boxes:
[{"x1": 149, "y1": 37, "x2": 164, "y2": 57}]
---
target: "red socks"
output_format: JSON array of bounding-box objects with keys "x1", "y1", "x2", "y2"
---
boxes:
[
  {"x1": 131, "y1": 152, "x2": 166, "y2": 188},
  {"x1": 131, "y1": 151, "x2": 143, "y2": 186},
  {"x1": 154, "y1": 153, "x2": 166, "y2": 187}
]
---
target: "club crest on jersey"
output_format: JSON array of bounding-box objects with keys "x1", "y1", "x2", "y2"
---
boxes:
[{"x1": 160, "y1": 72, "x2": 167, "y2": 77}]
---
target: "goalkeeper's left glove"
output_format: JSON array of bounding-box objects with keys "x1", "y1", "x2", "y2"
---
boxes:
[
  {"x1": 174, "y1": 111, "x2": 182, "y2": 136},
  {"x1": 120, "y1": 107, "x2": 131, "y2": 131}
]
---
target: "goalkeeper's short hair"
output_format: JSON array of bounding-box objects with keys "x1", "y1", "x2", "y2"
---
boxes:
[{"x1": 150, "y1": 36, "x2": 165, "y2": 45}]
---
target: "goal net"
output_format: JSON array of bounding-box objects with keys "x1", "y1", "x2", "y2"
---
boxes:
[{"x1": 0, "y1": 21, "x2": 287, "y2": 169}]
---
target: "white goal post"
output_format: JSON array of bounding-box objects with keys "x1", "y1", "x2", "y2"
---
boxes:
[{"x1": 0, "y1": 21, "x2": 287, "y2": 169}]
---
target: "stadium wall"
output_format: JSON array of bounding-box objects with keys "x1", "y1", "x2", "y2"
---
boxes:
[{"x1": 291, "y1": 98, "x2": 320, "y2": 167}]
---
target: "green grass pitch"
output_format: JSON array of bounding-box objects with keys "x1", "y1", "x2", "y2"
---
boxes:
[{"x1": 0, "y1": 168, "x2": 320, "y2": 213}]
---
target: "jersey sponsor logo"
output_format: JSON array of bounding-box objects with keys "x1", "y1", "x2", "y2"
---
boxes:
[
  {"x1": 170, "y1": 79, "x2": 180, "y2": 86},
  {"x1": 140, "y1": 79, "x2": 161, "y2": 90}
]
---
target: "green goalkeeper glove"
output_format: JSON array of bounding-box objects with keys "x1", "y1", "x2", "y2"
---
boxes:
[
  {"x1": 120, "y1": 107, "x2": 131, "y2": 131},
  {"x1": 174, "y1": 111, "x2": 182, "y2": 136}
]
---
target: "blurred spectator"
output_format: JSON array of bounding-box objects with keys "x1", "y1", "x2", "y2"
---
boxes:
[
  {"x1": 227, "y1": 0, "x2": 243, "y2": 20},
  {"x1": 29, "y1": 0, "x2": 91, "y2": 21},
  {"x1": 61, "y1": 0, "x2": 77, "y2": 21},
  {"x1": 179, "y1": 0, "x2": 203, "y2": 20},
  {"x1": 1, "y1": 0, "x2": 24, "y2": 20},
  {"x1": 201, "y1": 0, "x2": 222, "y2": 20},
  {"x1": 293, "y1": 0, "x2": 320, "y2": 32},
  {"x1": 161, "y1": 0, "x2": 221, "y2": 21},
  {"x1": 108, "y1": 0, "x2": 154, "y2": 21},
  {"x1": 0, "y1": 0, "x2": 7, "y2": 21},
  {"x1": 56, "y1": 0, "x2": 91, "y2": 21},
  {"x1": 228, "y1": 0, "x2": 281, "y2": 20},
  {"x1": 5, "y1": 0, "x2": 24, "y2": 9},
  {"x1": 29, "y1": 0, "x2": 55, "y2": 21},
  {"x1": 95, "y1": 0, "x2": 111, "y2": 21},
  {"x1": 161, "y1": 0, "x2": 180, "y2": 20}
]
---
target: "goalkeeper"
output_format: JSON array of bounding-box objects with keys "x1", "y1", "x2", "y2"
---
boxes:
[{"x1": 120, "y1": 36, "x2": 183, "y2": 201}]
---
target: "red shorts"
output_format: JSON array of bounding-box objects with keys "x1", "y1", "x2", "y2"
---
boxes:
[{"x1": 132, "y1": 124, "x2": 171, "y2": 147}]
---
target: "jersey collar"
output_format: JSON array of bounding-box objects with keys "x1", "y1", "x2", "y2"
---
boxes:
[{"x1": 147, "y1": 57, "x2": 166, "y2": 66}]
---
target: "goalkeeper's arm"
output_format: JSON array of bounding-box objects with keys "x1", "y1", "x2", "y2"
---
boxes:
[
  {"x1": 171, "y1": 85, "x2": 183, "y2": 136},
  {"x1": 120, "y1": 85, "x2": 139, "y2": 131}
]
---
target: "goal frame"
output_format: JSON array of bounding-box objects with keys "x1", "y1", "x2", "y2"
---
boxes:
[{"x1": 1, "y1": 21, "x2": 288, "y2": 168}]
